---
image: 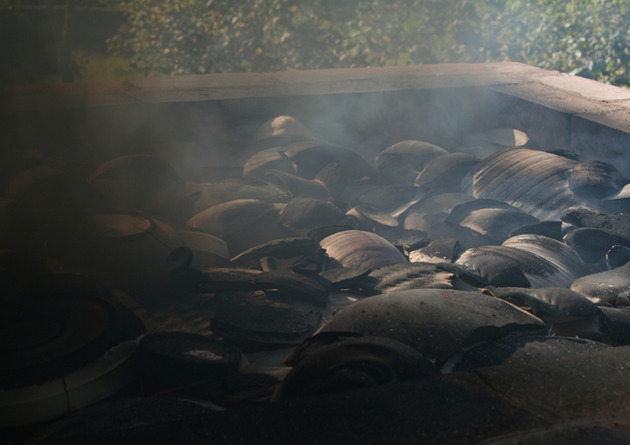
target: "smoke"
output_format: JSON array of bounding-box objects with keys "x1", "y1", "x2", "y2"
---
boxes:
[{"x1": 3, "y1": 1, "x2": 630, "y2": 290}]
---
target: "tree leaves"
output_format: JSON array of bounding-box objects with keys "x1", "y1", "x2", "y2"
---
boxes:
[
  {"x1": 102, "y1": 0, "x2": 630, "y2": 87},
  {"x1": 471, "y1": 0, "x2": 630, "y2": 86}
]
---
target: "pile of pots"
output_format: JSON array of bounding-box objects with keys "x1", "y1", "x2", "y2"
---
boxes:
[{"x1": 3, "y1": 113, "x2": 630, "y2": 442}]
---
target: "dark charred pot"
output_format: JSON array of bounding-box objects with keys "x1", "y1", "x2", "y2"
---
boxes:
[{"x1": 4, "y1": 65, "x2": 630, "y2": 442}]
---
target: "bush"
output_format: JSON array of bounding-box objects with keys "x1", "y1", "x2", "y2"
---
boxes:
[
  {"x1": 103, "y1": 0, "x2": 475, "y2": 76},
  {"x1": 7, "y1": 0, "x2": 630, "y2": 86},
  {"x1": 468, "y1": 0, "x2": 630, "y2": 87}
]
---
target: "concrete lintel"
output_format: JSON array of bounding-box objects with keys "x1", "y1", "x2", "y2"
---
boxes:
[
  {"x1": 0, "y1": 63, "x2": 545, "y2": 112},
  {"x1": 4, "y1": 63, "x2": 630, "y2": 141},
  {"x1": 536, "y1": 73, "x2": 630, "y2": 102}
]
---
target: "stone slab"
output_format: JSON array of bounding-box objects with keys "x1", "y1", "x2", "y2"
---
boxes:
[
  {"x1": 0, "y1": 63, "x2": 549, "y2": 112},
  {"x1": 536, "y1": 73, "x2": 630, "y2": 102},
  {"x1": 4, "y1": 63, "x2": 630, "y2": 159}
]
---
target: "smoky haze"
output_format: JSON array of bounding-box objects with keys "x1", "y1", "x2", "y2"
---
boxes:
[
  {"x1": 7, "y1": 3, "x2": 630, "y2": 441},
  {"x1": 3, "y1": 0, "x2": 626, "y2": 268}
]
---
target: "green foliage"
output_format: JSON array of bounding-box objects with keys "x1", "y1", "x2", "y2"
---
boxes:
[
  {"x1": 466, "y1": 0, "x2": 630, "y2": 86},
  {"x1": 6, "y1": 0, "x2": 630, "y2": 86},
  {"x1": 74, "y1": 49, "x2": 146, "y2": 81},
  {"x1": 104, "y1": 0, "x2": 630, "y2": 86},
  {"x1": 103, "y1": 0, "x2": 474, "y2": 76}
]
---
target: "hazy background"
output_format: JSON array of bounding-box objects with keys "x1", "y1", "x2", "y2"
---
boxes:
[{"x1": 3, "y1": 0, "x2": 630, "y2": 87}]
